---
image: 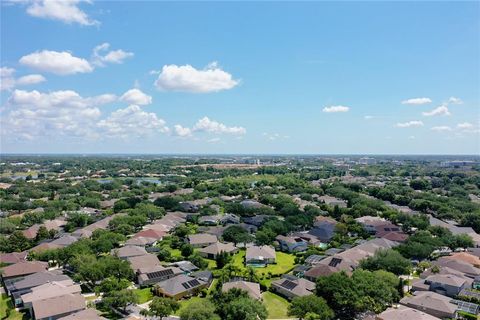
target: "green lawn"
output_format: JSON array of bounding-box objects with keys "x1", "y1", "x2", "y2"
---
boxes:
[
  {"x1": 133, "y1": 288, "x2": 154, "y2": 304},
  {"x1": 175, "y1": 296, "x2": 208, "y2": 315},
  {"x1": 262, "y1": 292, "x2": 290, "y2": 319},
  {"x1": 231, "y1": 250, "x2": 296, "y2": 278},
  {"x1": 1, "y1": 294, "x2": 27, "y2": 320}
]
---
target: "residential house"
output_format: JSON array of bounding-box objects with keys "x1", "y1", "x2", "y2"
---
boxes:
[
  {"x1": 245, "y1": 245, "x2": 276, "y2": 267},
  {"x1": 275, "y1": 235, "x2": 308, "y2": 253},
  {"x1": 271, "y1": 276, "x2": 315, "y2": 300},
  {"x1": 127, "y1": 253, "x2": 161, "y2": 273},
  {"x1": 21, "y1": 280, "x2": 81, "y2": 313},
  {"x1": 191, "y1": 270, "x2": 213, "y2": 286},
  {"x1": 167, "y1": 261, "x2": 199, "y2": 273},
  {"x1": 243, "y1": 215, "x2": 273, "y2": 227},
  {"x1": 433, "y1": 257, "x2": 480, "y2": 278},
  {"x1": 137, "y1": 265, "x2": 183, "y2": 286},
  {"x1": 222, "y1": 281, "x2": 261, "y2": 300},
  {"x1": 1, "y1": 261, "x2": 48, "y2": 282},
  {"x1": 220, "y1": 214, "x2": 240, "y2": 225},
  {"x1": 125, "y1": 236, "x2": 158, "y2": 247},
  {"x1": 240, "y1": 200, "x2": 265, "y2": 210},
  {"x1": 71, "y1": 214, "x2": 119, "y2": 238},
  {"x1": 307, "y1": 222, "x2": 337, "y2": 243},
  {"x1": 0, "y1": 251, "x2": 27, "y2": 265},
  {"x1": 198, "y1": 215, "x2": 222, "y2": 226},
  {"x1": 198, "y1": 242, "x2": 237, "y2": 259},
  {"x1": 400, "y1": 291, "x2": 457, "y2": 319},
  {"x1": 31, "y1": 293, "x2": 85, "y2": 320},
  {"x1": 304, "y1": 254, "x2": 326, "y2": 266},
  {"x1": 133, "y1": 228, "x2": 166, "y2": 241},
  {"x1": 154, "y1": 274, "x2": 207, "y2": 300},
  {"x1": 445, "y1": 252, "x2": 480, "y2": 268},
  {"x1": 377, "y1": 305, "x2": 441, "y2": 320},
  {"x1": 111, "y1": 245, "x2": 148, "y2": 260},
  {"x1": 50, "y1": 235, "x2": 79, "y2": 247},
  {"x1": 5, "y1": 270, "x2": 71, "y2": 306},
  {"x1": 187, "y1": 233, "x2": 218, "y2": 248},
  {"x1": 58, "y1": 308, "x2": 105, "y2": 320},
  {"x1": 412, "y1": 274, "x2": 472, "y2": 297},
  {"x1": 318, "y1": 195, "x2": 347, "y2": 208}
]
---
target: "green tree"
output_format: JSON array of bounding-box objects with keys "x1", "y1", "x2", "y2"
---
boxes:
[
  {"x1": 288, "y1": 295, "x2": 334, "y2": 320},
  {"x1": 146, "y1": 297, "x2": 180, "y2": 318},
  {"x1": 102, "y1": 289, "x2": 138, "y2": 312},
  {"x1": 359, "y1": 249, "x2": 411, "y2": 275},
  {"x1": 222, "y1": 225, "x2": 253, "y2": 245},
  {"x1": 179, "y1": 299, "x2": 220, "y2": 320}
]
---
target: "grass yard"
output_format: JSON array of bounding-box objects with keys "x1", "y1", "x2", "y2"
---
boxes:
[
  {"x1": 229, "y1": 174, "x2": 278, "y2": 183},
  {"x1": 231, "y1": 250, "x2": 296, "y2": 278},
  {"x1": 133, "y1": 288, "x2": 154, "y2": 304},
  {"x1": 262, "y1": 292, "x2": 290, "y2": 319},
  {"x1": 1, "y1": 294, "x2": 27, "y2": 320},
  {"x1": 175, "y1": 296, "x2": 208, "y2": 315}
]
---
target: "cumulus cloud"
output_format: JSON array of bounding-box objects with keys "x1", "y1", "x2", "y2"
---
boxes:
[
  {"x1": 20, "y1": 50, "x2": 93, "y2": 75},
  {"x1": 154, "y1": 62, "x2": 239, "y2": 93},
  {"x1": 431, "y1": 126, "x2": 452, "y2": 132},
  {"x1": 97, "y1": 105, "x2": 169, "y2": 139},
  {"x1": 457, "y1": 122, "x2": 473, "y2": 129},
  {"x1": 0, "y1": 67, "x2": 16, "y2": 91},
  {"x1": 1, "y1": 89, "x2": 115, "y2": 140},
  {"x1": 120, "y1": 88, "x2": 152, "y2": 106},
  {"x1": 401, "y1": 97, "x2": 432, "y2": 105},
  {"x1": 92, "y1": 43, "x2": 134, "y2": 67},
  {"x1": 395, "y1": 120, "x2": 424, "y2": 128},
  {"x1": 1, "y1": 67, "x2": 46, "y2": 90},
  {"x1": 322, "y1": 105, "x2": 349, "y2": 113},
  {"x1": 193, "y1": 117, "x2": 246, "y2": 135},
  {"x1": 16, "y1": 74, "x2": 46, "y2": 86},
  {"x1": 173, "y1": 125, "x2": 192, "y2": 137},
  {"x1": 19, "y1": 0, "x2": 98, "y2": 26},
  {"x1": 422, "y1": 105, "x2": 450, "y2": 117},
  {"x1": 448, "y1": 96, "x2": 463, "y2": 105}
]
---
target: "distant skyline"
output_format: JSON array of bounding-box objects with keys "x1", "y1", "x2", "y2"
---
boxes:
[{"x1": 1, "y1": 1, "x2": 479, "y2": 154}]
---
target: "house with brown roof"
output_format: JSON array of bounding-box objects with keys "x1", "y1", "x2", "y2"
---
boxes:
[
  {"x1": 445, "y1": 252, "x2": 480, "y2": 268},
  {"x1": 133, "y1": 228, "x2": 166, "y2": 240},
  {"x1": 412, "y1": 274, "x2": 472, "y2": 297},
  {"x1": 400, "y1": 291, "x2": 457, "y2": 319},
  {"x1": 0, "y1": 251, "x2": 27, "y2": 265},
  {"x1": 198, "y1": 242, "x2": 237, "y2": 259},
  {"x1": 222, "y1": 281, "x2": 261, "y2": 300},
  {"x1": 125, "y1": 236, "x2": 158, "y2": 247},
  {"x1": 1, "y1": 261, "x2": 48, "y2": 282},
  {"x1": 127, "y1": 253, "x2": 161, "y2": 273},
  {"x1": 21, "y1": 280, "x2": 81, "y2": 313},
  {"x1": 31, "y1": 293, "x2": 85, "y2": 320},
  {"x1": 187, "y1": 233, "x2": 218, "y2": 248}
]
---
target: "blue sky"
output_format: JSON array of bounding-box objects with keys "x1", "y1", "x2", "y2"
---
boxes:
[{"x1": 1, "y1": 1, "x2": 479, "y2": 154}]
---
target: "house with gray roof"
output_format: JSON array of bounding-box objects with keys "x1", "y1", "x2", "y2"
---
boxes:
[
  {"x1": 21, "y1": 280, "x2": 81, "y2": 314},
  {"x1": 58, "y1": 308, "x2": 105, "y2": 320},
  {"x1": 400, "y1": 291, "x2": 457, "y2": 319},
  {"x1": 276, "y1": 235, "x2": 308, "y2": 253},
  {"x1": 433, "y1": 257, "x2": 480, "y2": 279},
  {"x1": 271, "y1": 276, "x2": 315, "y2": 300},
  {"x1": 154, "y1": 274, "x2": 207, "y2": 300},
  {"x1": 378, "y1": 305, "x2": 441, "y2": 320},
  {"x1": 1, "y1": 261, "x2": 48, "y2": 282},
  {"x1": 222, "y1": 281, "x2": 261, "y2": 300},
  {"x1": 412, "y1": 274, "x2": 472, "y2": 297},
  {"x1": 111, "y1": 245, "x2": 148, "y2": 260},
  {"x1": 245, "y1": 245, "x2": 276, "y2": 266},
  {"x1": 137, "y1": 265, "x2": 183, "y2": 286}
]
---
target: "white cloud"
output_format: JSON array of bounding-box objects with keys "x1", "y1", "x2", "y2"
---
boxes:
[
  {"x1": 457, "y1": 122, "x2": 473, "y2": 129},
  {"x1": 1, "y1": 89, "x2": 115, "y2": 140},
  {"x1": 395, "y1": 120, "x2": 424, "y2": 128},
  {"x1": 431, "y1": 126, "x2": 452, "y2": 132},
  {"x1": 364, "y1": 115, "x2": 374, "y2": 120},
  {"x1": 23, "y1": 0, "x2": 98, "y2": 26},
  {"x1": 120, "y1": 88, "x2": 152, "y2": 106},
  {"x1": 97, "y1": 105, "x2": 169, "y2": 139},
  {"x1": 401, "y1": 97, "x2": 432, "y2": 105},
  {"x1": 422, "y1": 105, "x2": 451, "y2": 117},
  {"x1": 207, "y1": 137, "x2": 221, "y2": 143},
  {"x1": 408, "y1": 136, "x2": 416, "y2": 140},
  {"x1": 20, "y1": 50, "x2": 93, "y2": 75},
  {"x1": 448, "y1": 96, "x2": 463, "y2": 105},
  {"x1": 0, "y1": 67, "x2": 16, "y2": 91},
  {"x1": 173, "y1": 125, "x2": 192, "y2": 137},
  {"x1": 192, "y1": 116, "x2": 246, "y2": 135},
  {"x1": 154, "y1": 62, "x2": 239, "y2": 93},
  {"x1": 16, "y1": 74, "x2": 46, "y2": 86},
  {"x1": 92, "y1": 43, "x2": 134, "y2": 67},
  {"x1": 1, "y1": 67, "x2": 47, "y2": 90},
  {"x1": 263, "y1": 132, "x2": 289, "y2": 141},
  {"x1": 322, "y1": 105, "x2": 349, "y2": 113}
]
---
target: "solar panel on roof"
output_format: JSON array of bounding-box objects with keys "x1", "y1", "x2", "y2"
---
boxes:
[
  {"x1": 181, "y1": 282, "x2": 191, "y2": 289},
  {"x1": 453, "y1": 299, "x2": 480, "y2": 315},
  {"x1": 329, "y1": 257, "x2": 342, "y2": 267},
  {"x1": 146, "y1": 269, "x2": 174, "y2": 279},
  {"x1": 181, "y1": 279, "x2": 201, "y2": 290},
  {"x1": 280, "y1": 280, "x2": 298, "y2": 290}
]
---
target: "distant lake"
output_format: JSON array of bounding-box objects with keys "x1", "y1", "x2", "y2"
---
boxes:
[{"x1": 97, "y1": 177, "x2": 162, "y2": 185}]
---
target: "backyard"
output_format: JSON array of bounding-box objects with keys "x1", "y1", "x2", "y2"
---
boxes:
[
  {"x1": 262, "y1": 292, "x2": 290, "y2": 319},
  {"x1": 231, "y1": 250, "x2": 296, "y2": 278},
  {"x1": 1, "y1": 294, "x2": 27, "y2": 320}
]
